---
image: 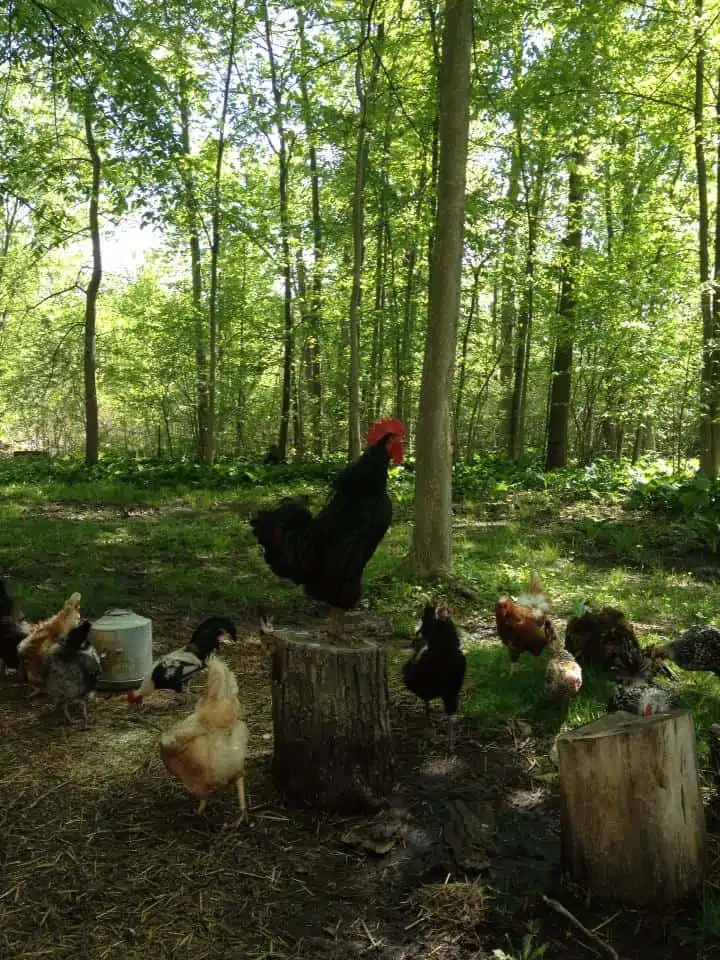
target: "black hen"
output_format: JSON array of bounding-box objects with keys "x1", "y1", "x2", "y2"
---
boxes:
[
  {"x1": 128, "y1": 616, "x2": 237, "y2": 704},
  {"x1": 402, "y1": 602, "x2": 466, "y2": 749},
  {"x1": 42, "y1": 620, "x2": 101, "y2": 724},
  {"x1": 0, "y1": 580, "x2": 31, "y2": 673},
  {"x1": 250, "y1": 418, "x2": 405, "y2": 637}
]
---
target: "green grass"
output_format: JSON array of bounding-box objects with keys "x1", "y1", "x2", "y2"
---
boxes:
[{"x1": 2, "y1": 464, "x2": 720, "y2": 764}]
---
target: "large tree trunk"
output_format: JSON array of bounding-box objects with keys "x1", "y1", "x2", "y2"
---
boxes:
[
  {"x1": 411, "y1": 0, "x2": 472, "y2": 577},
  {"x1": 546, "y1": 147, "x2": 585, "y2": 469},
  {"x1": 262, "y1": 626, "x2": 393, "y2": 813},
  {"x1": 83, "y1": 93, "x2": 101, "y2": 467},
  {"x1": 557, "y1": 710, "x2": 706, "y2": 906}
]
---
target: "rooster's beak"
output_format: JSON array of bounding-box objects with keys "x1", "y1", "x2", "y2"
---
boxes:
[{"x1": 219, "y1": 631, "x2": 234, "y2": 647}]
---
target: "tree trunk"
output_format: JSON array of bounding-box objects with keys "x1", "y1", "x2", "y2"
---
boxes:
[
  {"x1": 508, "y1": 158, "x2": 543, "y2": 460},
  {"x1": 263, "y1": 626, "x2": 393, "y2": 813},
  {"x1": 557, "y1": 710, "x2": 706, "y2": 906},
  {"x1": 83, "y1": 94, "x2": 101, "y2": 467},
  {"x1": 263, "y1": 2, "x2": 294, "y2": 462},
  {"x1": 178, "y1": 80, "x2": 210, "y2": 464},
  {"x1": 348, "y1": 14, "x2": 383, "y2": 460},
  {"x1": 453, "y1": 263, "x2": 481, "y2": 458},
  {"x1": 206, "y1": 0, "x2": 238, "y2": 466},
  {"x1": 499, "y1": 117, "x2": 522, "y2": 445},
  {"x1": 546, "y1": 147, "x2": 585, "y2": 470},
  {"x1": 411, "y1": 0, "x2": 472, "y2": 577},
  {"x1": 694, "y1": 0, "x2": 718, "y2": 477},
  {"x1": 298, "y1": 9, "x2": 324, "y2": 457},
  {"x1": 424, "y1": 0, "x2": 441, "y2": 298}
]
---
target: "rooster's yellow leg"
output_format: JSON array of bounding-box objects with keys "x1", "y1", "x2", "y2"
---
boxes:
[{"x1": 196, "y1": 798, "x2": 207, "y2": 815}]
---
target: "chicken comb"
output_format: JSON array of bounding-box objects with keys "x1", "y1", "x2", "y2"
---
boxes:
[{"x1": 367, "y1": 418, "x2": 406, "y2": 446}]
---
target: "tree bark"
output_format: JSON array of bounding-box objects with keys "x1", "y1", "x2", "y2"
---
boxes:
[
  {"x1": 263, "y1": 626, "x2": 393, "y2": 813},
  {"x1": 83, "y1": 93, "x2": 101, "y2": 467},
  {"x1": 546, "y1": 147, "x2": 585, "y2": 470},
  {"x1": 557, "y1": 710, "x2": 706, "y2": 906},
  {"x1": 411, "y1": 0, "x2": 472, "y2": 577}
]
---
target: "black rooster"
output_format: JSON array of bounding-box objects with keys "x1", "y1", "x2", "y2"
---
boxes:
[
  {"x1": 250, "y1": 418, "x2": 405, "y2": 638},
  {"x1": 402, "y1": 602, "x2": 466, "y2": 749}
]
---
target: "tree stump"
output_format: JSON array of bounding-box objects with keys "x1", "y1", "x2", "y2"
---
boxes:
[
  {"x1": 262, "y1": 625, "x2": 394, "y2": 813},
  {"x1": 556, "y1": 710, "x2": 706, "y2": 906}
]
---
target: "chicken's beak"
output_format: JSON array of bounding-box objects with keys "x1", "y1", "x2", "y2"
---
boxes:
[{"x1": 218, "y1": 631, "x2": 234, "y2": 647}]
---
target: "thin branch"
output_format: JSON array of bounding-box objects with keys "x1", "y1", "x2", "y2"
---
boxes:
[{"x1": 27, "y1": 279, "x2": 84, "y2": 311}]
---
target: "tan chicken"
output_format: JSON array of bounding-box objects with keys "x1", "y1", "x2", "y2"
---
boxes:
[
  {"x1": 17, "y1": 591, "x2": 82, "y2": 693},
  {"x1": 159, "y1": 656, "x2": 249, "y2": 820},
  {"x1": 545, "y1": 621, "x2": 583, "y2": 708}
]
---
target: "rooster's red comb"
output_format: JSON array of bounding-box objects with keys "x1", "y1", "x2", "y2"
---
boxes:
[{"x1": 367, "y1": 418, "x2": 406, "y2": 446}]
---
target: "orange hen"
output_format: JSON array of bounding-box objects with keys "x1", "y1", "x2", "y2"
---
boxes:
[
  {"x1": 17, "y1": 591, "x2": 82, "y2": 693},
  {"x1": 495, "y1": 573, "x2": 552, "y2": 671}
]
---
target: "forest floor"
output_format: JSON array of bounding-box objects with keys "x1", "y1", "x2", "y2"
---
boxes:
[{"x1": 1, "y1": 471, "x2": 720, "y2": 959}]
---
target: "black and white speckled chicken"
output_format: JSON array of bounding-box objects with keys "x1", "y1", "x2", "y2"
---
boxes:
[
  {"x1": 566, "y1": 605, "x2": 677, "y2": 682},
  {"x1": 565, "y1": 606, "x2": 639, "y2": 673},
  {"x1": 41, "y1": 620, "x2": 101, "y2": 723},
  {"x1": 651, "y1": 625, "x2": 720, "y2": 677},
  {"x1": 607, "y1": 678, "x2": 680, "y2": 716}
]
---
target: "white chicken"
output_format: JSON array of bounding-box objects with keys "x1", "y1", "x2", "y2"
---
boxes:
[{"x1": 158, "y1": 656, "x2": 249, "y2": 820}]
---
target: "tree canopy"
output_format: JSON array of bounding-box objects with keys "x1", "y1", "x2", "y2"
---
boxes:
[{"x1": 0, "y1": 0, "x2": 715, "y2": 473}]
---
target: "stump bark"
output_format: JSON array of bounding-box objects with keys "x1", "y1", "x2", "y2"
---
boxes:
[
  {"x1": 557, "y1": 709, "x2": 706, "y2": 906},
  {"x1": 263, "y1": 625, "x2": 393, "y2": 813}
]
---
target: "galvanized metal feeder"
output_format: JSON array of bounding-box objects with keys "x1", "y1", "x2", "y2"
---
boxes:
[{"x1": 90, "y1": 608, "x2": 153, "y2": 691}]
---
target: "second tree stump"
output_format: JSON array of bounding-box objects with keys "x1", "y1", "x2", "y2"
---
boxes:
[{"x1": 556, "y1": 709, "x2": 706, "y2": 906}]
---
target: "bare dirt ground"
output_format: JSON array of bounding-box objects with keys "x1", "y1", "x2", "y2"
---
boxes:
[{"x1": 1, "y1": 617, "x2": 718, "y2": 960}]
